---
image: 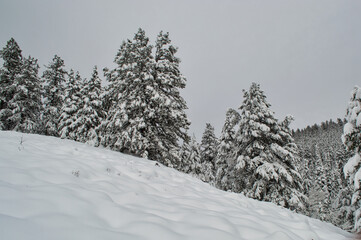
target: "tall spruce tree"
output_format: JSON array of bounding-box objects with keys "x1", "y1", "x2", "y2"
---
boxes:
[
  {"x1": 342, "y1": 86, "x2": 361, "y2": 232},
  {"x1": 215, "y1": 108, "x2": 240, "y2": 190},
  {"x1": 101, "y1": 29, "x2": 155, "y2": 158},
  {"x1": 178, "y1": 135, "x2": 202, "y2": 175},
  {"x1": 308, "y1": 144, "x2": 330, "y2": 220},
  {"x1": 200, "y1": 123, "x2": 218, "y2": 183},
  {"x1": 76, "y1": 66, "x2": 105, "y2": 146},
  {"x1": 152, "y1": 31, "x2": 190, "y2": 166},
  {"x1": 102, "y1": 29, "x2": 189, "y2": 166},
  {"x1": 42, "y1": 55, "x2": 67, "y2": 136},
  {"x1": 58, "y1": 70, "x2": 83, "y2": 140},
  {"x1": 0, "y1": 38, "x2": 23, "y2": 130},
  {"x1": 234, "y1": 83, "x2": 305, "y2": 210},
  {"x1": 8, "y1": 56, "x2": 42, "y2": 133}
]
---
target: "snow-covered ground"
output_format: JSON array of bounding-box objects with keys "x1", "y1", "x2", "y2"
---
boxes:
[{"x1": 0, "y1": 131, "x2": 353, "y2": 240}]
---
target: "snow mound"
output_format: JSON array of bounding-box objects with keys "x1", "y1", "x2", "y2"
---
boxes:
[{"x1": 0, "y1": 131, "x2": 352, "y2": 240}]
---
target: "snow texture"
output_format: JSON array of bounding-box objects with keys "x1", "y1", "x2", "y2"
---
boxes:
[
  {"x1": 0, "y1": 131, "x2": 352, "y2": 240},
  {"x1": 344, "y1": 153, "x2": 361, "y2": 180}
]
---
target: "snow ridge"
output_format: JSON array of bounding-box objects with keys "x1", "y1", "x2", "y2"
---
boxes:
[{"x1": 0, "y1": 131, "x2": 351, "y2": 240}]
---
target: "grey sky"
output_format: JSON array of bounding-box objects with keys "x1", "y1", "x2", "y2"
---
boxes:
[{"x1": 1, "y1": 0, "x2": 361, "y2": 139}]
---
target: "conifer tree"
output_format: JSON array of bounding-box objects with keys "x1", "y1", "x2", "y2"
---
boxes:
[
  {"x1": 178, "y1": 135, "x2": 202, "y2": 175},
  {"x1": 102, "y1": 29, "x2": 190, "y2": 166},
  {"x1": 342, "y1": 86, "x2": 361, "y2": 231},
  {"x1": 58, "y1": 70, "x2": 83, "y2": 140},
  {"x1": 0, "y1": 38, "x2": 23, "y2": 130},
  {"x1": 76, "y1": 66, "x2": 105, "y2": 146},
  {"x1": 215, "y1": 108, "x2": 240, "y2": 190},
  {"x1": 201, "y1": 123, "x2": 218, "y2": 163},
  {"x1": 8, "y1": 56, "x2": 42, "y2": 133},
  {"x1": 234, "y1": 83, "x2": 305, "y2": 210},
  {"x1": 42, "y1": 55, "x2": 67, "y2": 136},
  {"x1": 101, "y1": 29, "x2": 154, "y2": 158},
  {"x1": 200, "y1": 123, "x2": 218, "y2": 183},
  {"x1": 307, "y1": 145, "x2": 330, "y2": 220},
  {"x1": 178, "y1": 140, "x2": 193, "y2": 174},
  {"x1": 331, "y1": 184, "x2": 355, "y2": 231},
  {"x1": 152, "y1": 31, "x2": 190, "y2": 165}
]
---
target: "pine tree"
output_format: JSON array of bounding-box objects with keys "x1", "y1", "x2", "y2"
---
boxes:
[
  {"x1": 0, "y1": 38, "x2": 23, "y2": 130},
  {"x1": 76, "y1": 66, "x2": 105, "y2": 146},
  {"x1": 308, "y1": 144, "x2": 330, "y2": 220},
  {"x1": 101, "y1": 29, "x2": 154, "y2": 158},
  {"x1": 152, "y1": 31, "x2": 190, "y2": 166},
  {"x1": 102, "y1": 29, "x2": 190, "y2": 166},
  {"x1": 215, "y1": 108, "x2": 240, "y2": 190},
  {"x1": 178, "y1": 139, "x2": 193, "y2": 174},
  {"x1": 42, "y1": 55, "x2": 67, "y2": 136},
  {"x1": 178, "y1": 135, "x2": 202, "y2": 175},
  {"x1": 200, "y1": 123, "x2": 218, "y2": 183},
  {"x1": 234, "y1": 83, "x2": 305, "y2": 210},
  {"x1": 179, "y1": 135, "x2": 203, "y2": 177},
  {"x1": 342, "y1": 86, "x2": 361, "y2": 232},
  {"x1": 331, "y1": 184, "x2": 355, "y2": 231},
  {"x1": 58, "y1": 70, "x2": 83, "y2": 140},
  {"x1": 8, "y1": 56, "x2": 42, "y2": 133}
]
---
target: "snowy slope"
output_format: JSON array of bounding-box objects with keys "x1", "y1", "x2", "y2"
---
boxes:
[{"x1": 0, "y1": 131, "x2": 353, "y2": 240}]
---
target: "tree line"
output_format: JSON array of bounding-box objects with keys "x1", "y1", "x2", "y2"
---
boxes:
[{"x1": 1, "y1": 29, "x2": 361, "y2": 232}]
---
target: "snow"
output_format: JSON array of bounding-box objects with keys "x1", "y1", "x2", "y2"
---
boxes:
[
  {"x1": 356, "y1": 112, "x2": 361, "y2": 127},
  {"x1": 344, "y1": 153, "x2": 361, "y2": 179},
  {"x1": 0, "y1": 131, "x2": 352, "y2": 240},
  {"x1": 343, "y1": 122, "x2": 355, "y2": 137}
]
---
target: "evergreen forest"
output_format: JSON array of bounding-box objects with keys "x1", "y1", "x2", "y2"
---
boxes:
[{"x1": 1, "y1": 29, "x2": 361, "y2": 232}]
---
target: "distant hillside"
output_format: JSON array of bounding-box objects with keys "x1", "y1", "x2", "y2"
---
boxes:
[{"x1": 293, "y1": 119, "x2": 354, "y2": 231}]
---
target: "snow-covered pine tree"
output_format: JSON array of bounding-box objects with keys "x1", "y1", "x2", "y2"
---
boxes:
[
  {"x1": 200, "y1": 123, "x2": 218, "y2": 183},
  {"x1": 234, "y1": 82, "x2": 305, "y2": 210},
  {"x1": 331, "y1": 184, "x2": 356, "y2": 231},
  {"x1": 215, "y1": 108, "x2": 240, "y2": 190},
  {"x1": 342, "y1": 86, "x2": 361, "y2": 232},
  {"x1": 102, "y1": 29, "x2": 190, "y2": 166},
  {"x1": 308, "y1": 144, "x2": 330, "y2": 220},
  {"x1": 101, "y1": 29, "x2": 154, "y2": 158},
  {"x1": 58, "y1": 70, "x2": 84, "y2": 140},
  {"x1": 152, "y1": 31, "x2": 191, "y2": 166},
  {"x1": 178, "y1": 135, "x2": 200, "y2": 174},
  {"x1": 0, "y1": 38, "x2": 23, "y2": 130},
  {"x1": 8, "y1": 56, "x2": 42, "y2": 133},
  {"x1": 178, "y1": 139, "x2": 193, "y2": 174},
  {"x1": 179, "y1": 135, "x2": 203, "y2": 177},
  {"x1": 76, "y1": 66, "x2": 105, "y2": 146},
  {"x1": 42, "y1": 55, "x2": 67, "y2": 136}
]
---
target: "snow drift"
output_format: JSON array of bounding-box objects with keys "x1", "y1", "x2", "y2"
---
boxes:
[{"x1": 0, "y1": 131, "x2": 353, "y2": 240}]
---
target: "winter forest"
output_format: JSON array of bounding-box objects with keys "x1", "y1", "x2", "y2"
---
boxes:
[{"x1": 1, "y1": 29, "x2": 361, "y2": 233}]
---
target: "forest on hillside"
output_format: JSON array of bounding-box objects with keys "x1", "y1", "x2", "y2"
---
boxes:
[{"x1": 1, "y1": 29, "x2": 361, "y2": 232}]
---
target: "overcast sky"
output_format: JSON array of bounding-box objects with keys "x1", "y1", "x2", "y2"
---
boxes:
[{"x1": 1, "y1": 0, "x2": 361, "y2": 139}]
